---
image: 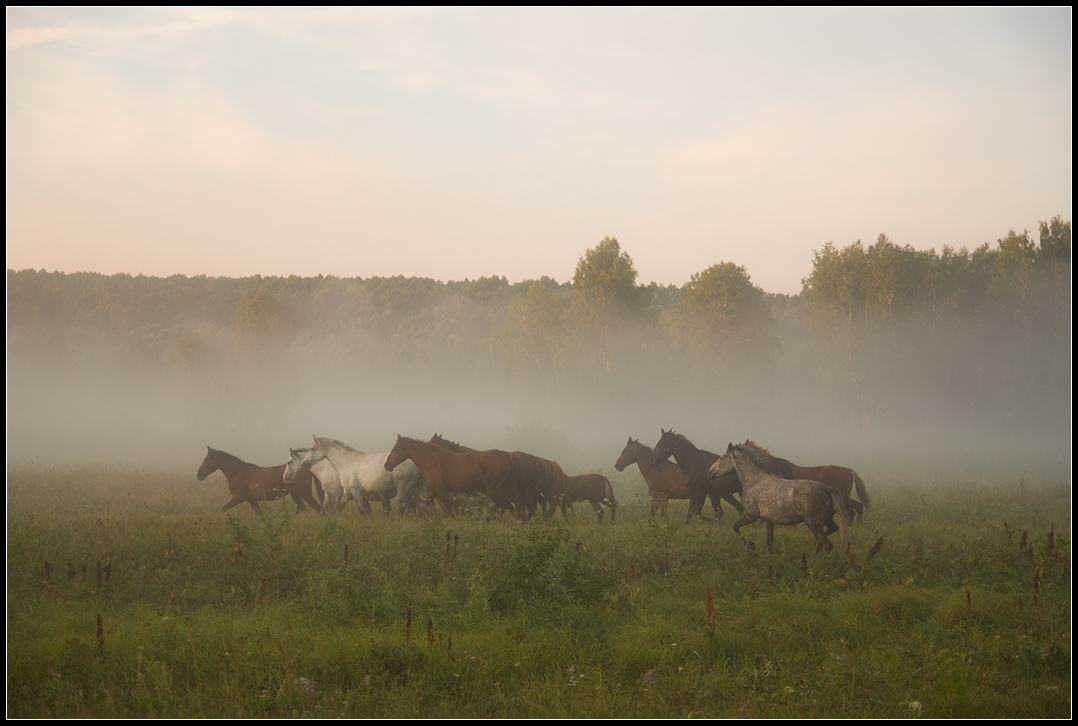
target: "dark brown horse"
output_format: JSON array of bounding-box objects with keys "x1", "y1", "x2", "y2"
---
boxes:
[
  {"x1": 710, "y1": 443, "x2": 851, "y2": 554},
  {"x1": 615, "y1": 437, "x2": 720, "y2": 517},
  {"x1": 430, "y1": 434, "x2": 563, "y2": 520},
  {"x1": 558, "y1": 472, "x2": 617, "y2": 522},
  {"x1": 650, "y1": 430, "x2": 744, "y2": 524},
  {"x1": 739, "y1": 440, "x2": 871, "y2": 524},
  {"x1": 386, "y1": 436, "x2": 534, "y2": 520},
  {"x1": 511, "y1": 451, "x2": 568, "y2": 521},
  {"x1": 197, "y1": 446, "x2": 321, "y2": 514}
]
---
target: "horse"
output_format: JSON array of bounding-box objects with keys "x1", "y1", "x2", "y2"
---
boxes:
[
  {"x1": 284, "y1": 446, "x2": 350, "y2": 514},
  {"x1": 738, "y1": 440, "x2": 871, "y2": 524},
  {"x1": 614, "y1": 437, "x2": 720, "y2": 517},
  {"x1": 510, "y1": 450, "x2": 567, "y2": 521},
  {"x1": 429, "y1": 434, "x2": 562, "y2": 520},
  {"x1": 386, "y1": 435, "x2": 532, "y2": 520},
  {"x1": 197, "y1": 446, "x2": 322, "y2": 514},
  {"x1": 287, "y1": 437, "x2": 425, "y2": 515},
  {"x1": 709, "y1": 443, "x2": 851, "y2": 554},
  {"x1": 558, "y1": 472, "x2": 617, "y2": 522},
  {"x1": 649, "y1": 430, "x2": 743, "y2": 524}
]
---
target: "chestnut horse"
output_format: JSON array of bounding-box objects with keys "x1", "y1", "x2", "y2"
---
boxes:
[
  {"x1": 739, "y1": 440, "x2": 871, "y2": 524},
  {"x1": 649, "y1": 430, "x2": 744, "y2": 524},
  {"x1": 385, "y1": 436, "x2": 533, "y2": 520},
  {"x1": 558, "y1": 472, "x2": 617, "y2": 522},
  {"x1": 197, "y1": 446, "x2": 321, "y2": 514},
  {"x1": 710, "y1": 443, "x2": 851, "y2": 554},
  {"x1": 614, "y1": 437, "x2": 719, "y2": 517}
]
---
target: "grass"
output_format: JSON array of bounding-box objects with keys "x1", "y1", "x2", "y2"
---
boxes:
[{"x1": 7, "y1": 466, "x2": 1070, "y2": 717}]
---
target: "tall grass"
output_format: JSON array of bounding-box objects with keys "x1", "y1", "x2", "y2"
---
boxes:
[{"x1": 7, "y1": 466, "x2": 1070, "y2": 717}]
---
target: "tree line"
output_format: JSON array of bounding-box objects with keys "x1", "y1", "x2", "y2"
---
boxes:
[{"x1": 7, "y1": 216, "x2": 1070, "y2": 441}]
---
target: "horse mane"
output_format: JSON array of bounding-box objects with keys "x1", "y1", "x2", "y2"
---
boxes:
[
  {"x1": 314, "y1": 437, "x2": 364, "y2": 455},
  {"x1": 740, "y1": 439, "x2": 774, "y2": 458},
  {"x1": 208, "y1": 447, "x2": 249, "y2": 466},
  {"x1": 663, "y1": 431, "x2": 695, "y2": 448},
  {"x1": 731, "y1": 443, "x2": 780, "y2": 473}
]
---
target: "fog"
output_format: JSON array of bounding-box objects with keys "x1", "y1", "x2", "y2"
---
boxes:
[{"x1": 6, "y1": 308, "x2": 1070, "y2": 485}]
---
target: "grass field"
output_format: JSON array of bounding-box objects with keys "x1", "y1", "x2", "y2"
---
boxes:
[{"x1": 7, "y1": 465, "x2": 1071, "y2": 717}]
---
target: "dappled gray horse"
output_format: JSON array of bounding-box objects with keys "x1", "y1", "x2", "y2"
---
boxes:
[{"x1": 709, "y1": 443, "x2": 851, "y2": 554}]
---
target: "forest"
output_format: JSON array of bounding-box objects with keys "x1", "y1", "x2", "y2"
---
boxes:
[{"x1": 6, "y1": 216, "x2": 1071, "y2": 478}]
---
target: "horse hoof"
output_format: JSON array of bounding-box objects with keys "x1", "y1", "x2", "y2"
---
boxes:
[{"x1": 745, "y1": 541, "x2": 756, "y2": 550}]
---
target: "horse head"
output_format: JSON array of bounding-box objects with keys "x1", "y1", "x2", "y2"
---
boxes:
[
  {"x1": 614, "y1": 437, "x2": 638, "y2": 472},
  {"x1": 196, "y1": 446, "x2": 217, "y2": 481},
  {"x1": 385, "y1": 435, "x2": 410, "y2": 471},
  {"x1": 707, "y1": 445, "x2": 737, "y2": 481}
]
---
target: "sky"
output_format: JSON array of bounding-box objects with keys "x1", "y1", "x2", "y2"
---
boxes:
[{"x1": 6, "y1": 7, "x2": 1072, "y2": 295}]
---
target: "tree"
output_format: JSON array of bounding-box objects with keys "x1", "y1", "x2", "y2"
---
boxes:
[
  {"x1": 230, "y1": 288, "x2": 290, "y2": 342},
  {"x1": 662, "y1": 262, "x2": 773, "y2": 386},
  {"x1": 572, "y1": 236, "x2": 643, "y2": 317}
]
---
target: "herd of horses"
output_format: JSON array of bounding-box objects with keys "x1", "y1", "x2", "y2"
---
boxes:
[
  {"x1": 197, "y1": 433, "x2": 617, "y2": 524},
  {"x1": 197, "y1": 429, "x2": 870, "y2": 554}
]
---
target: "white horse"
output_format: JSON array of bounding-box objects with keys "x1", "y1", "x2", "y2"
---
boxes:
[
  {"x1": 286, "y1": 436, "x2": 425, "y2": 515},
  {"x1": 284, "y1": 447, "x2": 348, "y2": 514}
]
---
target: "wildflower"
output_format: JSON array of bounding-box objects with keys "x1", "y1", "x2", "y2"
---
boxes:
[
  {"x1": 908, "y1": 701, "x2": 922, "y2": 712},
  {"x1": 642, "y1": 669, "x2": 658, "y2": 685}
]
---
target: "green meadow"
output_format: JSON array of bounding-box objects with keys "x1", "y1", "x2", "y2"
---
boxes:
[{"x1": 7, "y1": 466, "x2": 1070, "y2": 718}]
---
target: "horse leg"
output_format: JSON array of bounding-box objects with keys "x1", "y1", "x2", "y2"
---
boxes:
[
  {"x1": 732, "y1": 512, "x2": 759, "y2": 550},
  {"x1": 808, "y1": 519, "x2": 832, "y2": 553},
  {"x1": 849, "y1": 498, "x2": 864, "y2": 525},
  {"x1": 723, "y1": 492, "x2": 743, "y2": 516},
  {"x1": 382, "y1": 494, "x2": 392, "y2": 516},
  {"x1": 290, "y1": 492, "x2": 306, "y2": 513},
  {"x1": 707, "y1": 493, "x2": 721, "y2": 519},
  {"x1": 222, "y1": 495, "x2": 245, "y2": 512},
  {"x1": 357, "y1": 492, "x2": 373, "y2": 516},
  {"x1": 248, "y1": 500, "x2": 262, "y2": 514},
  {"x1": 766, "y1": 521, "x2": 775, "y2": 553}
]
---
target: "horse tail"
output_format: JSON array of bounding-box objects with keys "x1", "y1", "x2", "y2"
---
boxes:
[
  {"x1": 603, "y1": 477, "x2": 617, "y2": 522},
  {"x1": 830, "y1": 487, "x2": 852, "y2": 554},
  {"x1": 850, "y1": 469, "x2": 870, "y2": 512}
]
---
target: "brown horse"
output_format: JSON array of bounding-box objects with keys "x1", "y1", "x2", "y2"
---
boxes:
[
  {"x1": 430, "y1": 434, "x2": 564, "y2": 520},
  {"x1": 559, "y1": 472, "x2": 617, "y2": 522},
  {"x1": 614, "y1": 437, "x2": 720, "y2": 517},
  {"x1": 739, "y1": 440, "x2": 871, "y2": 524},
  {"x1": 386, "y1": 436, "x2": 533, "y2": 520},
  {"x1": 197, "y1": 446, "x2": 321, "y2": 514},
  {"x1": 511, "y1": 450, "x2": 568, "y2": 521}
]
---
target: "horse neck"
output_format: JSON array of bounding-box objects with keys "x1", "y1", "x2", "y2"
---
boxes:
[
  {"x1": 210, "y1": 451, "x2": 246, "y2": 478},
  {"x1": 394, "y1": 437, "x2": 441, "y2": 469},
  {"x1": 730, "y1": 450, "x2": 769, "y2": 489},
  {"x1": 315, "y1": 440, "x2": 357, "y2": 469},
  {"x1": 665, "y1": 436, "x2": 706, "y2": 469},
  {"x1": 629, "y1": 441, "x2": 661, "y2": 472}
]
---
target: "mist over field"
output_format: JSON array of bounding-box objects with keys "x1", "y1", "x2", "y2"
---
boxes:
[{"x1": 6, "y1": 227, "x2": 1071, "y2": 483}]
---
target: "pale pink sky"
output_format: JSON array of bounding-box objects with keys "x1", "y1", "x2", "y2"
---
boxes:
[{"x1": 7, "y1": 7, "x2": 1072, "y2": 294}]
